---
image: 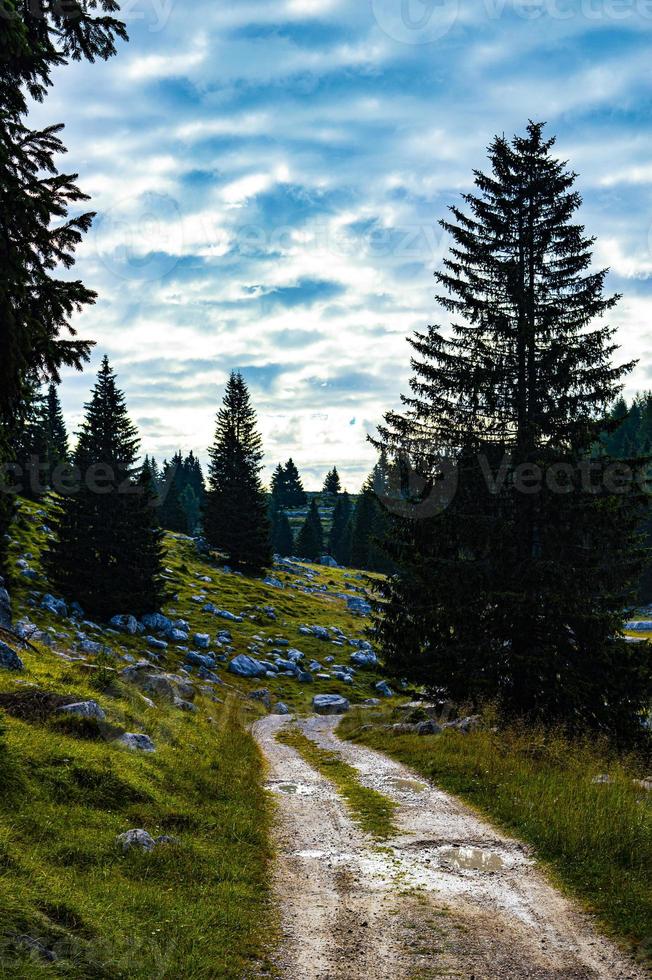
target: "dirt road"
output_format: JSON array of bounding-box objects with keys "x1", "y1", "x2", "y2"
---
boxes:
[{"x1": 253, "y1": 713, "x2": 646, "y2": 980}]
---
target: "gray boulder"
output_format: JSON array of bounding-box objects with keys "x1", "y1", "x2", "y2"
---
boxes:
[
  {"x1": 41, "y1": 594, "x2": 68, "y2": 617},
  {"x1": 347, "y1": 596, "x2": 372, "y2": 616},
  {"x1": 185, "y1": 651, "x2": 216, "y2": 670},
  {"x1": 118, "y1": 733, "x2": 156, "y2": 752},
  {"x1": 193, "y1": 633, "x2": 211, "y2": 649},
  {"x1": 351, "y1": 651, "x2": 379, "y2": 670},
  {"x1": 58, "y1": 700, "x2": 106, "y2": 721},
  {"x1": 0, "y1": 584, "x2": 11, "y2": 627},
  {"x1": 116, "y1": 828, "x2": 156, "y2": 853},
  {"x1": 320, "y1": 555, "x2": 338, "y2": 567},
  {"x1": 228, "y1": 654, "x2": 267, "y2": 678},
  {"x1": 249, "y1": 688, "x2": 272, "y2": 708},
  {"x1": 173, "y1": 697, "x2": 197, "y2": 712},
  {"x1": 146, "y1": 636, "x2": 168, "y2": 651},
  {"x1": 311, "y1": 626, "x2": 330, "y2": 640},
  {"x1": 167, "y1": 628, "x2": 188, "y2": 643},
  {"x1": 141, "y1": 612, "x2": 172, "y2": 633},
  {"x1": 375, "y1": 681, "x2": 394, "y2": 698},
  {"x1": 313, "y1": 694, "x2": 349, "y2": 715},
  {"x1": 442, "y1": 714, "x2": 481, "y2": 734},
  {"x1": 273, "y1": 702, "x2": 290, "y2": 715},
  {"x1": 79, "y1": 639, "x2": 102, "y2": 656},
  {"x1": 416, "y1": 719, "x2": 442, "y2": 736},
  {"x1": 0, "y1": 641, "x2": 24, "y2": 671},
  {"x1": 297, "y1": 671, "x2": 314, "y2": 684},
  {"x1": 110, "y1": 614, "x2": 140, "y2": 635}
]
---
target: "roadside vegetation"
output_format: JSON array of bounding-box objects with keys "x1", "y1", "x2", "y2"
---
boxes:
[{"x1": 339, "y1": 705, "x2": 652, "y2": 964}]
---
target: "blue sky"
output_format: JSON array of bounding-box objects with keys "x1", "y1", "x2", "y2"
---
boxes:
[{"x1": 32, "y1": 0, "x2": 652, "y2": 489}]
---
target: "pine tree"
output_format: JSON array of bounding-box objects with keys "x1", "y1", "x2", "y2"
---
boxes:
[
  {"x1": 374, "y1": 123, "x2": 651, "y2": 741},
  {"x1": 270, "y1": 464, "x2": 289, "y2": 509},
  {"x1": 45, "y1": 384, "x2": 69, "y2": 479},
  {"x1": 284, "y1": 459, "x2": 307, "y2": 507},
  {"x1": 296, "y1": 498, "x2": 324, "y2": 561},
  {"x1": 46, "y1": 357, "x2": 165, "y2": 619},
  {"x1": 329, "y1": 491, "x2": 353, "y2": 562},
  {"x1": 204, "y1": 372, "x2": 271, "y2": 571},
  {"x1": 159, "y1": 452, "x2": 188, "y2": 533},
  {"x1": 322, "y1": 467, "x2": 342, "y2": 496},
  {"x1": 0, "y1": 3, "x2": 127, "y2": 578},
  {"x1": 350, "y1": 484, "x2": 376, "y2": 570}
]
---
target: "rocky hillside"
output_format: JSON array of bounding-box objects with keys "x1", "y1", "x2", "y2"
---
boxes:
[{"x1": 0, "y1": 497, "x2": 392, "y2": 977}]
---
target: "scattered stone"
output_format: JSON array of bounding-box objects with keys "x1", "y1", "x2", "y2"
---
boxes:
[
  {"x1": 174, "y1": 697, "x2": 197, "y2": 712},
  {"x1": 375, "y1": 681, "x2": 394, "y2": 698},
  {"x1": 351, "y1": 651, "x2": 379, "y2": 669},
  {"x1": 118, "y1": 733, "x2": 156, "y2": 752},
  {"x1": 109, "y1": 614, "x2": 140, "y2": 635},
  {"x1": 347, "y1": 596, "x2": 372, "y2": 616},
  {"x1": 297, "y1": 671, "x2": 314, "y2": 684},
  {"x1": 264, "y1": 576, "x2": 284, "y2": 589},
  {"x1": 116, "y1": 828, "x2": 156, "y2": 853},
  {"x1": 185, "y1": 652, "x2": 216, "y2": 670},
  {"x1": 0, "y1": 583, "x2": 12, "y2": 627},
  {"x1": 249, "y1": 688, "x2": 272, "y2": 709},
  {"x1": 141, "y1": 612, "x2": 173, "y2": 633},
  {"x1": 273, "y1": 702, "x2": 290, "y2": 715},
  {"x1": 79, "y1": 639, "x2": 102, "y2": 656},
  {"x1": 362, "y1": 698, "x2": 381, "y2": 706},
  {"x1": 146, "y1": 636, "x2": 168, "y2": 651},
  {"x1": 442, "y1": 714, "x2": 481, "y2": 734},
  {"x1": 58, "y1": 700, "x2": 106, "y2": 721},
  {"x1": 193, "y1": 633, "x2": 211, "y2": 649},
  {"x1": 416, "y1": 719, "x2": 442, "y2": 736},
  {"x1": 313, "y1": 694, "x2": 350, "y2": 715},
  {"x1": 41, "y1": 594, "x2": 68, "y2": 617},
  {"x1": 0, "y1": 642, "x2": 24, "y2": 671},
  {"x1": 167, "y1": 628, "x2": 189, "y2": 643},
  {"x1": 228, "y1": 654, "x2": 267, "y2": 678}
]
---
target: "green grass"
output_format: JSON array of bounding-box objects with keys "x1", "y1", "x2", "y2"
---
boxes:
[
  {"x1": 339, "y1": 707, "x2": 652, "y2": 964},
  {"x1": 0, "y1": 646, "x2": 274, "y2": 979},
  {"x1": 276, "y1": 725, "x2": 397, "y2": 839}
]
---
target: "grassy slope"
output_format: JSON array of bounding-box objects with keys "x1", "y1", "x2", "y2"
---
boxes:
[
  {"x1": 340, "y1": 707, "x2": 652, "y2": 965},
  {"x1": 0, "y1": 498, "x2": 383, "y2": 977}
]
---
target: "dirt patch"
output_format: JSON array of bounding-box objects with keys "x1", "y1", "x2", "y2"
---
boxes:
[
  {"x1": 255, "y1": 714, "x2": 646, "y2": 980},
  {"x1": 0, "y1": 690, "x2": 80, "y2": 722}
]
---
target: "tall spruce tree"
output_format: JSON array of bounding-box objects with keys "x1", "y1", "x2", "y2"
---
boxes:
[
  {"x1": 374, "y1": 123, "x2": 651, "y2": 741},
  {"x1": 47, "y1": 357, "x2": 165, "y2": 619},
  {"x1": 204, "y1": 372, "x2": 271, "y2": 571},
  {"x1": 296, "y1": 498, "x2": 324, "y2": 561},
  {"x1": 0, "y1": 2, "x2": 127, "y2": 583},
  {"x1": 284, "y1": 459, "x2": 307, "y2": 507}
]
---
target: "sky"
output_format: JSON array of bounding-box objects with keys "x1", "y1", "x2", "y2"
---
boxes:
[{"x1": 31, "y1": 0, "x2": 652, "y2": 489}]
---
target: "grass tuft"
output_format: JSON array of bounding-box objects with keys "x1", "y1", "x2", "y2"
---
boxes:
[{"x1": 277, "y1": 725, "x2": 398, "y2": 839}]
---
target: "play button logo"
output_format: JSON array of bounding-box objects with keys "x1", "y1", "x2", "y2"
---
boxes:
[{"x1": 372, "y1": 0, "x2": 460, "y2": 44}]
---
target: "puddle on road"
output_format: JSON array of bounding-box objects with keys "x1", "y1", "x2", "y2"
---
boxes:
[
  {"x1": 388, "y1": 777, "x2": 428, "y2": 794},
  {"x1": 267, "y1": 782, "x2": 315, "y2": 797},
  {"x1": 436, "y1": 846, "x2": 505, "y2": 872}
]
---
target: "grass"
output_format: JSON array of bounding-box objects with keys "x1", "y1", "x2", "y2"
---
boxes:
[
  {"x1": 339, "y1": 706, "x2": 652, "y2": 964},
  {"x1": 276, "y1": 725, "x2": 397, "y2": 839},
  {"x1": 0, "y1": 649, "x2": 274, "y2": 979}
]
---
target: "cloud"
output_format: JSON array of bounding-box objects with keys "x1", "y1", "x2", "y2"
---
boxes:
[{"x1": 35, "y1": 0, "x2": 652, "y2": 489}]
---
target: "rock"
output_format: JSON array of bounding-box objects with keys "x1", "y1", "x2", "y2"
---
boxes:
[
  {"x1": 116, "y1": 828, "x2": 156, "y2": 852},
  {"x1": 193, "y1": 633, "x2": 211, "y2": 650},
  {"x1": 249, "y1": 688, "x2": 272, "y2": 708},
  {"x1": 185, "y1": 652, "x2": 216, "y2": 670},
  {"x1": 228, "y1": 654, "x2": 267, "y2": 678},
  {"x1": 109, "y1": 614, "x2": 140, "y2": 635},
  {"x1": 313, "y1": 694, "x2": 349, "y2": 715},
  {"x1": 273, "y1": 702, "x2": 290, "y2": 715},
  {"x1": 167, "y1": 628, "x2": 189, "y2": 643},
  {"x1": 141, "y1": 612, "x2": 173, "y2": 633},
  {"x1": 263, "y1": 576, "x2": 284, "y2": 589},
  {"x1": 41, "y1": 594, "x2": 68, "y2": 617},
  {"x1": 286, "y1": 648, "x2": 303, "y2": 663},
  {"x1": 375, "y1": 681, "x2": 394, "y2": 698},
  {"x1": 311, "y1": 625, "x2": 330, "y2": 640},
  {"x1": 416, "y1": 719, "x2": 442, "y2": 736},
  {"x1": 216, "y1": 609, "x2": 243, "y2": 623},
  {"x1": 347, "y1": 596, "x2": 372, "y2": 616},
  {"x1": 442, "y1": 714, "x2": 481, "y2": 734},
  {"x1": 197, "y1": 667, "x2": 222, "y2": 684},
  {"x1": 79, "y1": 639, "x2": 102, "y2": 656},
  {"x1": 296, "y1": 671, "x2": 314, "y2": 684},
  {"x1": 173, "y1": 697, "x2": 197, "y2": 712},
  {"x1": 0, "y1": 584, "x2": 12, "y2": 627},
  {"x1": 58, "y1": 700, "x2": 106, "y2": 721},
  {"x1": 351, "y1": 651, "x2": 379, "y2": 669},
  {"x1": 0, "y1": 642, "x2": 24, "y2": 671},
  {"x1": 362, "y1": 698, "x2": 381, "y2": 706},
  {"x1": 141, "y1": 673, "x2": 195, "y2": 701},
  {"x1": 146, "y1": 636, "x2": 168, "y2": 651},
  {"x1": 118, "y1": 733, "x2": 156, "y2": 752},
  {"x1": 592, "y1": 773, "x2": 613, "y2": 785}
]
